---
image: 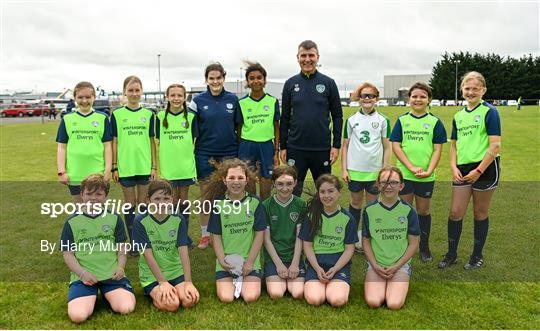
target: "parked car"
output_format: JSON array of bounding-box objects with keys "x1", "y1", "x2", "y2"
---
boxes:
[
  {"x1": 395, "y1": 100, "x2": 406, "y2": 106},
  {"x1": 446, "y1": 100, "x2": 456, "y2": 106},
  {"x1": 507, "y1": 100, "x2": 518, "y2": 106},
  {"x1": 0, "y1": 104, "x2": 49, "y2": 117},
  {"x1": 349, "y1": 101, "x2": 360, "y2": 107},
  {"x1": 430, "y1": 99, "x2": 441, "y2": 106},
  {"x1": 376, "y1": 100, "x2": 389, "y2": 107}
]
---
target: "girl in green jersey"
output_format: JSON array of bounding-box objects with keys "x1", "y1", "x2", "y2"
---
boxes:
[
  {"x1": 438, "y1": 72, "x2": 501, "y2": 270},
  {"x1": 133, "y1": 180, "x2": 199, "y2": 312},
  {"x1": 363, "y1": 167, "x2": 419, "y2": 310},
  {"x1": 156, "y1": 84, "x2": 197, "y2": 211},
  {"x1": 205, "y1": 159, "x2": 266, "y2": 303},
  {"x1": 111, "y1": 76, "x2": 157, "y2": 248}
]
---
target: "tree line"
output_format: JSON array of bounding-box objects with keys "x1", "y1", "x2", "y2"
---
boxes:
[{"x1": 430, "y1": 52, "x2": 540, "y2": 103}]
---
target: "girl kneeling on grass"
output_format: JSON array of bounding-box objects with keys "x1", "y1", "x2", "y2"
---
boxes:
[
  {"x1": 263, "y1": 165, "x2": 306, "y2": 300},
  {"x1": 362, "y1": 167, "x2": 420, "y2": 310},
  {"x1": 132, "y1": 180, "x2": 199, "y2": 312},
  {"x1": 298, "y1": 174, "x2": 358, "y2": 307},
  {"x1": 60, "y1": 174, "x2": 135, "y2": 323},
  {"x1": 206, "y1": 159, "x2": 266, "y2": 303}
]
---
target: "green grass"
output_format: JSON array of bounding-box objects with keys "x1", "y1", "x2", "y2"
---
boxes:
[{"x1": 1, "y1": 106, "x2": 539, "y2": 329}]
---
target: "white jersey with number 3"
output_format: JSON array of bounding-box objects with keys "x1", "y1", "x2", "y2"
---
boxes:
[{"x1": 344, "y1": 110, "x2": 390, "y2": 172}]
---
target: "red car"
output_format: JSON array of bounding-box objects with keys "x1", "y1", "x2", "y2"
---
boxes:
[{"x1": 0, "y1": 104, "x2": 50, "y2": 117}]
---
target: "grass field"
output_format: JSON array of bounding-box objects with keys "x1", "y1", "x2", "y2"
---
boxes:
[{"x1": 1, "y1": 106, "x2": 539, "y2": 329}]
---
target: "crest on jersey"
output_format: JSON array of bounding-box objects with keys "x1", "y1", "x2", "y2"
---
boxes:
[
  {"x1": 102, "y1": 225, "x2": 111, "y2": 233},
  {"x1": 398, "y1": 216, "x2": 407, "y2": 224},
  {"x1": 226, "y1": 103, "x2": 233, "y2": 109},
  {"x1": 80, "y1": 229, "x2": 87, "y2": 235},
  {"x1": 474, "y1": 115, "x2": 481, "y2": 122},
  {"x1": 288, "y1": 159, "x2": 295, "y2": 166},
  {"x1": 316, "y1": 84, "x2": 325, "y2": 93},
  {"x1": 141, "y1": 117, "x2": 147, "y2": 123},
  {"x1": 371, "y1": 122, "x2": 379, "y2": 129},
  {"x1": 92, "y1": 121, "x2": 99, "y2": 127},
  {"x1": 290, "y1": 212, "x2": 299, "y2": 223},
  {"x1": 423, "y1": 123, "x2": 430, "y2": 129},
  {"x1": 375, "y1": 218, "x2": 383, "y2": 224},
  {"x1": 264, "y1": 105, "x2": 270, "y2": 111},
  {"x1": 169, "y1": 230, "x2": 176, "y2": 237},
  {"x1": 123, "y1": 118, "x2": 128, "y2": 123},
  {"x1": 323, "y1": 161, "x2": 329, "y2": 166},
  {"x1": 181, "y1": 121, "x2": 188, "y2": 128},
  {"x1": 294, "y1": 84, "x2": 300, "y2": 92},
  {"x1": 335, "y1": 226, "x2": 343, "y2": 234}
]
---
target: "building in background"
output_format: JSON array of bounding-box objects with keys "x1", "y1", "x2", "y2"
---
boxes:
[{"x1": 384, "y1": 74, "x2": 432, "y2": 103}]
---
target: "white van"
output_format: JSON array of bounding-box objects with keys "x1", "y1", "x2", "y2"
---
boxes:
[{"x1": 376, "y1": 100, "x2": 389, "y2": 107}]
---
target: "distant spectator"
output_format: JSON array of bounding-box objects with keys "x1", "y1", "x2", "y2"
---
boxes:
[
  {"x1": 66, "y1": 99, "x2": 76, "y2": 113},
  {"x1": 49, "y1": 102, "x2": 57, "y2": 119},
  {"x1": 517, "y1": 96, "x2": 522, "y2": 110}
]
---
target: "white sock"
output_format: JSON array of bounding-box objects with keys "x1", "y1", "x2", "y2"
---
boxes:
[{"x1": 201, "y1": 226, "x2": 209, "y2": 237}]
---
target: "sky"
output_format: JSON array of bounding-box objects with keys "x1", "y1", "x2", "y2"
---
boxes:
[{"x1": 1, "y1": 0, "x2": 538, "y2": 95}]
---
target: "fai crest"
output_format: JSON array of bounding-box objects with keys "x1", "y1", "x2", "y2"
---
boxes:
[
  {"x1": 290, "y1": 212, "x2": 299, "y2": 223},
  {"x1": 316, "y1": 84, "x2": 326, "y2": 93},
  {"x1": 371, "y1": 122, "x2": 379, "y2": 129}
]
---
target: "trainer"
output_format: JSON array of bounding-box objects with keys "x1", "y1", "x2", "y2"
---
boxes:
[{"x1": 280, "y1": 40, "x2": 343, "y2": 196}]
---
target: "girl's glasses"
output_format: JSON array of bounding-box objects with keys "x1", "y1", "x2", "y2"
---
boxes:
[
  {"x1": 360, "y1": 94, "x2": 377, "y2": 99},
  {"x1": 380, "y1": 180, "x2": 401, "y2": 188}
]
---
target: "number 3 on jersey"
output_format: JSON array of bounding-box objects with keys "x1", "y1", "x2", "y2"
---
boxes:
[{"x1": 359, "y1": 130, "x2": 370, "y2": 144}]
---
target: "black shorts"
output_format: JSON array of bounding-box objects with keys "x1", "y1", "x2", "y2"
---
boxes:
[
  {"x1": 453, "y1": 156, "x2": 500, "y2": 191},
  {"x1": 348, "y1": 180, "x2": 379, "y2": 195},
  {"x1": 400, "y1": 180, "x2": 435, "y2": 199},
  {"x1": 286, "y1": 148, "x2": 331, "y2": 182},
  {"x1": 143, "y1": 274, "x2": 185, "y2": 297}
]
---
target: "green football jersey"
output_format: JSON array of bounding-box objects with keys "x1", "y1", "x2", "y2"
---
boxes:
[
  {"x1": 362, "y1": 200, "x2": 420, "y2": 267},
  {"x1": 62, "y1": 111, "x2": 109, "y2": 184},
  {"x1": 299, "y1": 208, "x2": 357, "y2": 255},
  {"x1": 156, "y1": 110, "x2": 197, "y2": 180},
  {"x1": 453, "y1": 102, "x2": 499, "y2": 164},
  {"x1": 207, "y1": 194, "x2": 267, "y2": 272},
  {"x1": 60, "y1": 212, "x2": 127, "y2": 284},
  {"x1": 239, "y1": 94, "x2": 279, "y2": 142},
  {"x1": 391, "y1": 112, "x2": 447, "y2": 182},
  {"x1": 132, "y1": 213, "x2": 190, "y2": 288},
  {"x1": 112, "y1": 106, "x2": 154, "y2": 177},
  {"x1": 262, "y1": 195, "x2": 306, "y2": 263}
]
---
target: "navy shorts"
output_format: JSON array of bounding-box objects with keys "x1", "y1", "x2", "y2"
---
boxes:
[
  {"x1": 348, "y1": 180, "x2": 379, "y2": 195},
  {"x1": 119, "y1": 175, "x2": 150, "y2": 188},
  {"x1": 68, "y1": 185, "x2": 81, "y2": 196},
  {"x1": 67, "y1": 278, "x2": 134, "y2": 302},
  {"x1": 169, "y1": 178, "x2": 196, "y2": 188},
  {"x1": 453, "y1": 156, "x2": 500, "y2": 191},
  {"x1": 143, "y1": 274, "x2": 185, "y2": 297},
  {"x1": 264, "y1": 260, "x2": 306, "y2": 278},
  {"x1": 195, "y1": 153, "x2": 237, "y2": 180},
  {"x1": 286, "y1": 148, "x2": 331, "y2": 182},
  {"x1": 215, "y1": 269, "x2": 263, "y2": 280},
  {"x1": 305, "y1": 262, "x2": 351, "y2": 285},
  {"x1": 400, "y1": 180, "x2": 435, "y2": 199},
  {"x1": 238, "y1": 139, "x2": 275, "y2": 178}
]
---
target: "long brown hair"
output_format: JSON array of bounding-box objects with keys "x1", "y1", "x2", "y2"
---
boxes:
[
  {"x1": 202, "y1": 158, "x2": 257, "y2": 201},
  {"x1": 302, "y1": 174, "x2": 343, "y2": 239},
  {"x1": 163, "y1": 84, "x2": 188, "y2": 129}
]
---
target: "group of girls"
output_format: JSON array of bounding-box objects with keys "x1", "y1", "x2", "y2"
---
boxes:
[{"x1": 56, "y1": 64, "x2": 501, "y2": 322}]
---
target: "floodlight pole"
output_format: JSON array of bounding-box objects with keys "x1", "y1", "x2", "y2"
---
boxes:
[
  {"x1": 157, "y1": 54, "x2": 162, "y2": 102},
  {"x1": 454, "y1": 60, "x2": 459, "y2": 105}
]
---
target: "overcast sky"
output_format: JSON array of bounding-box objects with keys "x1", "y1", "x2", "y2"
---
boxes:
[{"x1": 1, "y1": 0, "x2": 538, "y2": 94}]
